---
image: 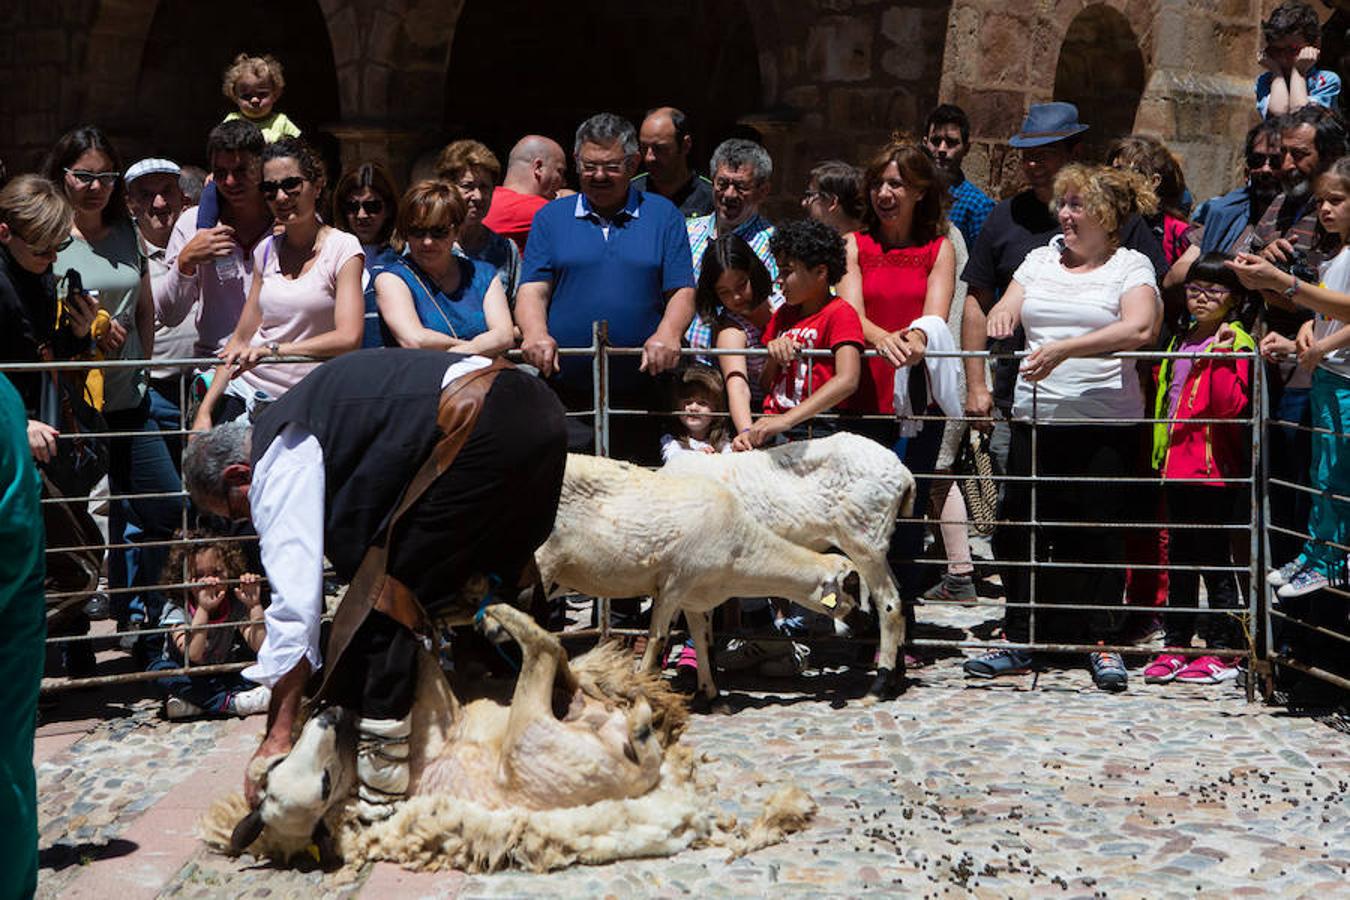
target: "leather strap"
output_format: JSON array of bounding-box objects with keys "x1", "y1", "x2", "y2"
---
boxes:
[{"x1": 315, "y1": 357, "x2": 511, "y2": 703}]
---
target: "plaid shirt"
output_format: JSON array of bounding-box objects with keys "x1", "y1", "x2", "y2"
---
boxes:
[
  {"x1": 685, "y1": 212, "x2": 779, "y2": 348},
  {"x1": 948, "y1": 176, "x2": 996, "y2": 249}
]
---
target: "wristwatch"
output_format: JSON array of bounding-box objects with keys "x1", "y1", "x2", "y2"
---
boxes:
[
  {"x1": 1284, "y1": 272, "x2": 1299, "y2": 300},
  {"x1": 267, "y1": 340, "x2": 281, "y2": 356}
]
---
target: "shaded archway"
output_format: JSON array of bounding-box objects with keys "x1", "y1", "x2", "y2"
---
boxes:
[
  {"x1": 441, "y1": 0, "x2": 761, "y2": 176},
  {"x1": 1052, "y1": 4, "x2": 1146, "y2": 160},
  {"x1": 131, "y1": 0, "x2": 341, "y2": 168}
]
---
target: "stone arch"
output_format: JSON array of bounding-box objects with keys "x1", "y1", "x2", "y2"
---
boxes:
[{"x1": 1052, "y1": 3, "x2": 1148, "y2": 159}]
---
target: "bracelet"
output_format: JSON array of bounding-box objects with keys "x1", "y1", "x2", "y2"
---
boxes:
[
  {"x1": 739, "y1": 427, "x2": 751, "y2": 433},
  {"x1": 1284, "y1": 272, "x2": 1298, "y2": 300}
]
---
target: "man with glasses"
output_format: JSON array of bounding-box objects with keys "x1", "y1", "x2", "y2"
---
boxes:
[
  {"x1": 517, "y1": 112, "x2": 695, "y2": 464},
  {"x1": 633, "y1": 106, "x2": 714, "y2": 218},
  {"x1": 159, "y1": 120, "x2": 272, "y2": 361},
  {"x1": 685, "y1": 138, "x2": 778, "y2": 349},
  {"x1": 924, "y1": 103, "x2": 995, "y2": 248}
]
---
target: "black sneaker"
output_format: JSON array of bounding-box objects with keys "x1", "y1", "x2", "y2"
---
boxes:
[
  {"x1": 962, "y1": 648, "x2": 1034, "y2": 678},
  {"x1": 1089, "y1": 650, "x2": 1128, "y2": 692}
]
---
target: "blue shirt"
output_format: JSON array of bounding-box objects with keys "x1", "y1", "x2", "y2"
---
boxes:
[
  {"x1": 1256, "y1": 67, "x2": 1341, "y2": 118},
  {"x1": 948, "y1": 176, "x2": 996, "y2": 249},
  {"x1": 522, "y1": 187, "x2": 694, "y2": 395},
  {"x1": 378, "y1": 255, "x2": 497, "y2": 345},
  {"x1": 1193, "y1": 187, "x2": 1257, "y2": 255},
  {"x1": 361, "y1": 244, "x2": 403, "y2": 348}
]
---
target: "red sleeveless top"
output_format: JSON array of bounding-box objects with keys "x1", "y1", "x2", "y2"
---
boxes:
[{"x1": 851, "y1": 230, "x2": 947, "y2": 414}]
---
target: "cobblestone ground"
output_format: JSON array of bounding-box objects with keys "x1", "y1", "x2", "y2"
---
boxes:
[{"x1": 35, "y1": 601, "x2": 1350, "y2": 899}]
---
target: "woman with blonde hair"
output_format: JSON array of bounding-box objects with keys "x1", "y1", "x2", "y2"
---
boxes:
[{"x1": 968, "y1": 164, "x2": 1163, "y2": 692}]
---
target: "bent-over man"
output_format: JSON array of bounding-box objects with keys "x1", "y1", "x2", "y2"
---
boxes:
[{"x1": 182, "y1": 348, "x2": 567, "y2": 821}]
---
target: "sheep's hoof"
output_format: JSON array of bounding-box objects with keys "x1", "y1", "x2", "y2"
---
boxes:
[
  {"x1": 689, "y1": 692, "x2": 722, "y2": 715},
  {"x1": 866, "y1": 666, "x2": 907, "y2": 700}
]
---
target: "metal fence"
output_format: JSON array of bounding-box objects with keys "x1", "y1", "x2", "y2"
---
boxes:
[{"x1": 12, "y1": 326, "x2": 1347, "y2": 704}]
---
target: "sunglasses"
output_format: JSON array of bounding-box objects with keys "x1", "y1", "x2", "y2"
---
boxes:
[
  {"x1": 260, "y1": 176, "x2": 306, "y2": 198},
  {"x1": 406, "y1": 226, "x2": 452, "y2": 241},
  {"x1": 341, "y1": 199, "x2": 385, "y2": 216},
  {"x1": 928, "y1": 135, "x2": 963, "y2": 148},
  {"x1": 19, "y1": 234, "x2": 73, "y2": 257},
  {"x1": 64, "y1": 168, "x2": 119, "y2": 188},
  {"x1": 1247, "y1": 152, "x2": 1282, "y2": 170}
]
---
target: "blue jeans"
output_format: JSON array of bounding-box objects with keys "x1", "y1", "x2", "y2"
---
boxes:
[
  {"x1": 1303, "y1": 368, "x2": 1350, "y2": 574},
  {"x1": 149, "y1": 656, "x2": 254, "y2": 714},
  {"x1": 106, "y1": 391, "x2": 186, "y2": 630},
  {"x1": 1268, "y1": 369, "x2": 1312, "y2": 565}
]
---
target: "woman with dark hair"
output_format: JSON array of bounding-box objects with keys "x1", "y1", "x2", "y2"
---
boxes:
[
  {"x1": 45, "y1": 126, "x2": 180, "y2": 647},
  {"x1": 373, "y1": 180, "x2": 512, "y2": 357},
  {"x1": 194, "y1": 138, "x2": 364, "y2": 427},
  {"x1": 1107, "y1": 135, "x2": 1192, "y2": 265},
  {"x1": 802, "y1": 159, "x2": 866, "y2": 235},
  {"x1": 696, "y1": 234, "x2": 776, "y2": 433},
  {"x1": 836, "y1": 136, "x2": 957, "y2": 607},
  {"x1": 331, "y1": 162, "x2": 401, "y2": 347}
]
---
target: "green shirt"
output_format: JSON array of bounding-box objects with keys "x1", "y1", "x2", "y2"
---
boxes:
[
  {"x1": 55, "y1": 218, "x2": 148, "y2": 412},
  {"x1": 0, "y1": 373, "x2": 42, "y2": 617},
  {"x1": 223, "y1": 110, "x2": 302, "y2": 143}
]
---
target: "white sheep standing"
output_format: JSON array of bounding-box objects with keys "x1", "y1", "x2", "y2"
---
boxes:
[
  {"x1": 534, "y1": 453, "x2": 867, "y2": 703},
  {"x1": 661, "y1": 432, "x2": 915, "y2": 699}
]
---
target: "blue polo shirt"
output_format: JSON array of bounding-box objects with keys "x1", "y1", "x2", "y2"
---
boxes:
[{"x1": 522, "y1": 186, "x2": 694, "y2": 396}]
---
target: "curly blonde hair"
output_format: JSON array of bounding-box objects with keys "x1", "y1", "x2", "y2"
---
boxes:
[
  {"x1": 164, "y1": 535, "x2": 252, "y2": 606},
  {"x1": 1052, "y1": 164, "x2": 1159, "y2": 245},
  {"x1": 222, "y1": 53, "x2": 286, "y2": 102}
]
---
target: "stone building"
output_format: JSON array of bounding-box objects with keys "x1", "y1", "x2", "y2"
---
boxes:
[{"x1": 0, "y1": 1, "x2": 1335, "y2": 212}]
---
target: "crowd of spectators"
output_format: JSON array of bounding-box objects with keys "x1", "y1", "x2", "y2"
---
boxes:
[{"x1": 4, "y1": 0, "x2": 1349, "y2": 718}]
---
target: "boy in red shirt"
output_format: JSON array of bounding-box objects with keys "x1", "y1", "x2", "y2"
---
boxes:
[{"x1": 734, "y1": 219, "x2": 863, "y2": 449}]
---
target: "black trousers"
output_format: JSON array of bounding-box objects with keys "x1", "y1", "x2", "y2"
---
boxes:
[
  {"x1": 995, "y1": 423, "x2": 1145, "y2": 646},
  {"x1": 1163, "y1": 483, "x2": 1244, "y2": 650},
  {"x1": 330, "y1": 370, "x2": 568, "y2": 719}
]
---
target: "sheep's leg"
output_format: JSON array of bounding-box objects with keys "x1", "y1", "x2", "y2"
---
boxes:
[
  {"x1": 639, "y1": 591, "x2": 679, "y2": 675},
  {"x1": 480, "y1": 603, "x2": 578, "y2": 751},
  {"x1": 835, "y1": 547, "x2": 908, "y2": 699},
  {"x1": 684, "y1": 606, "x2": 718, "y2": 702}
]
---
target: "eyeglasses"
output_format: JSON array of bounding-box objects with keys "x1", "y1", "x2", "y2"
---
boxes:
[
  {"x1": 1185, "y1": 285, "x2": 1232, "y2": 301},
  {"x1": 64, "y1": 168, "x2": 119, "y2": 188},
  {"x1": 1246, "y1": 152, "x2": 1282, "y2": 170},
  {"x1": 341, "y1": 199, "x2": 385, "y2": 216},
  {"x1": 260, "y1": 176, "x2": 306, "y2": 198},
  {"x1": 406, "y1": 226, "x2": 452, "y2": 241},
  {"x1": 579, "y1": 160, "x2": 627, "y2": 176},
  {"x1": 714, "y1": 178, "x2": 756, "y2": 194}
]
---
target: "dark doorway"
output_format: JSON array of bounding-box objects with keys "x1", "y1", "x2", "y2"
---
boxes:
[
  {"x1": 1053, "y1": 4, "x2": 1146, "y2": 161},
  {"x1": 131, "y1": 0, "x2": 341, "y2": 169},
  {"x1": 442, "y1": 0, "x2": 762, "y2": 177}
]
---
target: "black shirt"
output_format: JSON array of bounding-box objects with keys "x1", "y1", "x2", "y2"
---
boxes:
[
  {"x1": 632, "y1": 171, "x2": 715, "y2": 218},
  {"x1": 961, "y1": 189, "x2": 1169, "y2": 407},
  {"x1": 0, "y1": 246, "x2": 89, "y2": 415}
]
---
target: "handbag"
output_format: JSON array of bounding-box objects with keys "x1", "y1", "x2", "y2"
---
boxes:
[
  {"x1": 37, "y1": 368, "x2": 109, "y2": 498},
  {"x1": 955, "y1": 428, "x2": 998, "y2": 537}
]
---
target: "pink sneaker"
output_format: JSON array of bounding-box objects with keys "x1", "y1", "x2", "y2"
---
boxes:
[
  {"x1": 675, "y1": 643, "x2": 698, "y2": 671},
  {"x1": 1174, "y1": 655, "x2": 1240, "y2": 684},
  {"x1": 1143, "y1": 653, "x2": 1187, "y2": 684}
]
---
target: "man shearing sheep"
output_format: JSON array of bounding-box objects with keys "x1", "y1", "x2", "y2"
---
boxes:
[{"x1": 182, "y1": 348, "x2": 567, "y2": 821}]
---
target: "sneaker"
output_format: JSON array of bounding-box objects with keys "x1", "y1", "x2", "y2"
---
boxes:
[
  {"x1": 923, "y1": 573, "x2": 978, "y2": 603},
  {"x1": 1143, "y1": 652, "x2": 1187, "y2": 684},
  {"x1": 758, "y1": 642, "x2": 810, "y2": 677},
  {"x1": 1267, "y1": 556, "x2": 1309, "y2": 587},
  {"x1": 1089, "y1": 651, "x2": 1128, "y2": 692},
  {"x1": 228, "y1": 685, "x2": 272, "y2": 716},
  {"x1": 962, "y1": 648, "x2": 1034, "y2": 678},
  {"x1": 718, "y1": 638, "x2": 789, "y2": 672},
  {"x1": 1174, "y1": 655, "x2": 1239, "y2": 684},
  {"x1": 165, "y1": 696, "x2": 204, "y2": 720},
  {"x1": 1276, "y1": 565, "x2": 1329, "y2": 599}
]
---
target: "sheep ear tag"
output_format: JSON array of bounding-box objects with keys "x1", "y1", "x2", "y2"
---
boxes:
[{"x1": 820, "y1": 593, "x2": 838, "y2": 610}]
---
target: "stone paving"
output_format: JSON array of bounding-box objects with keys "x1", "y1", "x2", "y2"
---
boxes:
[{"x1": 34, "y1": 601, "x2": 1350, "y2": 899}]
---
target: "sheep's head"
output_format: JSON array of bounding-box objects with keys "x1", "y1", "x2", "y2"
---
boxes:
[
  {"x1": 809, "y1": 557, "x2": 864, "y2": 621},
  {"x1": 230, "y1": 705, "x2": 357, "y2": 864}
]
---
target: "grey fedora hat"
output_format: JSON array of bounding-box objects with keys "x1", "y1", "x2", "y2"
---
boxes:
[{"x1": 1008, "y1": 102, "x2": 1090, "y2": 148}]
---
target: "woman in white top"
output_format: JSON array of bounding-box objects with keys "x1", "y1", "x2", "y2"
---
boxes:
[
  {"x1": 195, "y1": 138, "x2": 363, "y2": 427},
  {"x1": 973, "y1": 164, "x2": 1161, "y2": 692}
]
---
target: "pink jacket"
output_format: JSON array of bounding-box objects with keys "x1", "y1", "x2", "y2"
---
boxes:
[{"x1": 1152, "y1": 326, "x2": 1254, "y2": 486}]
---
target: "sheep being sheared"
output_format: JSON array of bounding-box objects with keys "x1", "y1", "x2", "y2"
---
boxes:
[
  {"x1": 661, "y1": 432, "x2": 915, "y2": 698},
  {"x1": 205, "y1": 603, "x2": 815, "y2": 872},
  {"x1": 534, "y1": 454, "x2": 866, "y2": 703}
]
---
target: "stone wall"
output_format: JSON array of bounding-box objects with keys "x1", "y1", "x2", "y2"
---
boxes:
[{"x1": 0, "y1": 0, "x2": 1304, "y2": 213}]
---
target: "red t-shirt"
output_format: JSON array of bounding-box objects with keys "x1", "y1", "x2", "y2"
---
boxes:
[
  {"x1": 482, "y1": 187, "x2": 549, "y2": 252},
  {"x1": 762, "y1": 296, "x2": 865, "y2": 415},
  {"x1": 851, "y1": 230, "x2": 947, "y2": 414}
]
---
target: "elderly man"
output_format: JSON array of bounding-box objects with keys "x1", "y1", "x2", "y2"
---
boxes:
[
  {"x1": 482, "y1": 135, "x2": 568, "y2": 252},
  {"x1": 685, "y1": 138, "x2": 778, "y2": 349},
  {"x1": 516, "y1": 112, "x2": 695, "y2": 464},
  {"x1": 159, "y1": 121, "x2": 272, "y2": 361},
  {"x1": 126, "y1": 158, "x2": 193, "y2": 408},
  {"x1": 183, "y1": 349, "x2": 567, "y2": 821},
  {"x1": 633, "y1": 106, "x2": 713, "y2": 218}
]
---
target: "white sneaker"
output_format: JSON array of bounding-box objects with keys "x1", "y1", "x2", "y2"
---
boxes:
[
  {"x1": 758, "y1": 642, "x2": 810, "y2": 677},
  {"x1": 164, "y1": 696, "x2": 204, "y2": 720},
  {"x1": 717, "y1": 638, "x2": 789, "y2": 672},
  {"x1": 228, "y1": 685, "x2": 272, "y2": 717},
  {"x1": 1267, "y1": 556, "x2": 1308, "y2": 587}
]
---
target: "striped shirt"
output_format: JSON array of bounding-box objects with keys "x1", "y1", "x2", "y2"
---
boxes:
[{"x1": 685, "y1": 212, "x2": 778, "y2": 349}]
